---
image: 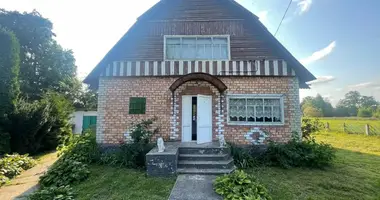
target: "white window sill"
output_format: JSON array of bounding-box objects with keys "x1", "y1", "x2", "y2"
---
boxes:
[{"x1": 227, "y1": 122, "x2": 285, "y2": 126}]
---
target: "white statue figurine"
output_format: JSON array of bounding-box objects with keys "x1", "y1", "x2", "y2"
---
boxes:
[
  {"x1": 218, "y1": 134, "x2": 226, "y2": 147},
  {"x1": 157, "y1": 137, "x2": 165, "y2": 153}
]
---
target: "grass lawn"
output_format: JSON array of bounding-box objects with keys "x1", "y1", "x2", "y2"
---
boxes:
[
  {"x1": 317, "y1": 117, "x2": 380, "y2": 134},
  {"x1": 249, "y1": 132, "x2": 380, "y2": 200},
  {"x1": 73, "y1": 165, "x2": 176, "y2": 200}
]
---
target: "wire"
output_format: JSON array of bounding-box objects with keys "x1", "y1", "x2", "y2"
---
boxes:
[{"x1": 274, "y1": 0, "x2": 293, "y2": 36}]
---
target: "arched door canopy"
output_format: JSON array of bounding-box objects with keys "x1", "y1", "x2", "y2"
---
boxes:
[{"x1": 169, "y1": 73, "x2": 227, "y2": 93}]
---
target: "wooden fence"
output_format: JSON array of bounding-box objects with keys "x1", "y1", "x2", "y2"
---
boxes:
[{"x1": 324, "y1": 122, "x2": 380, "y2": 135}]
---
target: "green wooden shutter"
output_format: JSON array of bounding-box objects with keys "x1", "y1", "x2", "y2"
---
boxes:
[
  {"x1": 129, "y1": 97, "x2": 146, "y2": 114},
  {"x1": 83, "y1": 116, "x2": 97, "y2": 132}
]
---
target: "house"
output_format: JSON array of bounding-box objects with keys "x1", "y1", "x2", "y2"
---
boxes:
[
  {"x1": 84, "y1": 0, "x2": 315, "y2": 147},
  {"x1": 70, "y1": 111, "x2": 97, "y2": 134}
]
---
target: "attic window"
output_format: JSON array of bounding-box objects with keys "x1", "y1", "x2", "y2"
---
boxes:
[{"x1": 165, "y1": 35, "x2": 230, "y2": 60}]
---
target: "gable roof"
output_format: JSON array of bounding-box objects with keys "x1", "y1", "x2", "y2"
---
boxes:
[{"x1": 84, "y1": 0, "x2": 315, "y2": 88}]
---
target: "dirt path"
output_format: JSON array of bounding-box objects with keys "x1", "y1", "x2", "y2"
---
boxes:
[{"x1": 0, "y1": 152, "x2": 58, "y2": 200}]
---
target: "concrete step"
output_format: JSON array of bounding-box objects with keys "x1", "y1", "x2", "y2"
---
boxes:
[
  {"x1": 178, "y1": 159, "x2": 234, "y2": 169},
  {"x1": 178, "y1": 147, "x2": 229, "y2": 155},
  {"x1": 178, "y1": 154, "x2": 230, "y2": 161},
  {"x1": 177, "y1": 167, "x2": 236, "y2": 175}
]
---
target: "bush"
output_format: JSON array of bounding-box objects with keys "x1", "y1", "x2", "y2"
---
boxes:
[
  {"x1": 229, "y1": 143, "x2": 257, "y2": 169},
  {"x1": 0, "y1": 130, "x2": 10, "y2": 155},
  {"x1": 264, "y1": 138, "x2": 335, "y2": 169},
  {"x1": 98, "y1": 118, "x2": 158, "y2": 168},
  {"x1": 214, "y1": 170, "x2": 272, "y2": 200},
  {"x1": 7, "y1": 92, "x2": 74, "y2": 155},
  {"x1": 28, "y1": 185, "x2": 76, "y2": 200},
  {"x1": 0, "y1": 174, "x2": 9, "y2": 186},
  {"x1": 57, "y1": 128, "x2": 100, "y2": 164},
  {"x1": 302, "y1": 118, "x2": 322, "y2": 139},
  {"x1": 357, "y1": 107, "x2": 373, "y2": 118},
  {"x1": 0, "y1": 154, "x2": 36, "y2": 179},
  {"x1": 39, "y1": 158, "x2": 90, "y2": 187}
]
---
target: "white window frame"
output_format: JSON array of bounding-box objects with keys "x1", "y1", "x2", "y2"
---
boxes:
[
  {"x1": 227, "y1": 94, "x2": 285, "y2": 126},
  {"x1": 163, "y1": 35, "x2": 231, "y2": 61}
]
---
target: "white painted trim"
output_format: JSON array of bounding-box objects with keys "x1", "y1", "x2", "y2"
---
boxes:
[
  {"x1": 127, "y1": 61, "x2": 132, "y2": 76},
  {"x1": 163, "y1": 35, "x2": 231, "y2": 61},
  {"x1": 282, "y1": 60, "x2": 288, "y2": 76},
  {"x1": 256, "y1": 61, "x2": 261, "y2": 75},
  {"x1": 120, "y1": 61, "x2": 124, "y2": 76},
  {"x1": 226, "y1": 94, "x2": 285, "y2": 126},
  {"x1": 179, "y1": 61, "x2": 184, "y2": 75},
  {"x1": 106, "y1": 64, "x2": 111, "y2": 76},
  {"x1": 153, "y1": 61, "x2": 158, "y2": 75},
  {"x1": 145, "y1": 61, "x2": 149, "y2": 76},
  {"x1": 113, "y1": 62, "x2": 117, "y2": 76},
  {"x1": 264, "y1": 60, "x2": 270, "y2": 76},
  {"x1": 136, "y1": 61, "x2": 140, "y2": 76},
  {"x1": 274, "y1": 60, "x2": 279, "y2": 75}
]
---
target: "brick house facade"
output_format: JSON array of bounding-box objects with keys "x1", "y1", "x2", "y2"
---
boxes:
[{"x1": 85, "y1": 0, "x2": 315, "y2": 145}]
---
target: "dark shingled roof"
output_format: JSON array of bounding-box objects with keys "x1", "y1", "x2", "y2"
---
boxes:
[{"x1": 84, "y1": 0, "x2": 316, "y2": 89}]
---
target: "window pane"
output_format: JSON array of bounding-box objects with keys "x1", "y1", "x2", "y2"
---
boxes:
[
  {"x1": 256, "y1": 106, "x2": 264, "y2": 122},
  {"x1": 273, "y1": 106, "x2": 281, "y2": 122},
  {"x1": 197, "y1": 38, "x2": 212, "y2": 44},
  {"x1": 167, "y1": 38, "x2": 180, "y2": 44},
  {"x1": 229, "y1": 99, "x2": 246, "y2": 122},
  {"x1": 213, "y1": 37, "x2": 228, "y2": 44},
  {"x1": 264, "y1": 106, "x2": 272, "y2": 122}
]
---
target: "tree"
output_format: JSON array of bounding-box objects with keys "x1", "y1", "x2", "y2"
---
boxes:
[
  {"x1": 301, "y1": 94, "x2": 334, "y2": 117},
  {"x1": 357, "y1": 107, "x2": 373, "y2": 118},
  {"x1": 337, "y1": 91, "x2": 361, "y2": 116},
  {"x1": 0, "y1": 9, "x2": 77, "y2": 101},
  {"x1": 303, "y1": 106, "x2": 323, "y2": 117},
  {"x1": 0, "y1": 27, "x2": 20, "y2": 154},
  {"x1": 359, "y1": 96, "x2": 378, "y2": 108},
  {"x1": 0, "y1": 27, "x2": 20, "y2": 122},
  {"x1": 74, "y1": 88, "x2": 98, "y2": 111}
]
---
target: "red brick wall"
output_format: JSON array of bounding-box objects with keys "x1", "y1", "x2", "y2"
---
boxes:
[{"x1": 96, "y1": 76, "x2": 300, "y2": 145}]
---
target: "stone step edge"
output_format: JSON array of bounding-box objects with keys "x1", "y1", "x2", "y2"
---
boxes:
[
  {"x1": 178, "y1": 159, "x2": 234, "y2": 165},
  {"x1": 179, "y1": 154, "x2": 229, "y2": 158},
  {"x1": 177, "y1": 167, "x2": 236, "y2": 175}
]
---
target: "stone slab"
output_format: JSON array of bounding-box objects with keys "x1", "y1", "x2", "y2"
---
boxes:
[{"x1": 168, "y1": 175, "x2": 222, "y2": 200}]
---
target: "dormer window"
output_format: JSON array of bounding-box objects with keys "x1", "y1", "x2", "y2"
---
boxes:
[{"x1": 165, "y1": 35, "x2": 230, "y2": 60}]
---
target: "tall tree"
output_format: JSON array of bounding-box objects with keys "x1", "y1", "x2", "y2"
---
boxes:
[
  {"x1": 0, "y1": 27, "x2": 20, "y2": 154},
  {"x1": 0, "y1": 9, "x2": 77, "y2": 101},
  {"x1": 337, "y1": 91, "x2": 362, "y2": 116},
  {"x1": 359, "y1": 96, "x2": 378, "y2": 108}
]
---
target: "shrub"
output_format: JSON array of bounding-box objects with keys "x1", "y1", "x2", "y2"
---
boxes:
[
  {"x1": 302, "y1": 118, "x2": 322, "y2": 139},
  {"x1": 0, "y1": 130, "x2": 10, "y2": 155},
  {"x1": 0, "y1": 154, "x2": 36, "y2": 179},
  {"x1": 0, "y1": 174, "x2": 9, "y2": 186},
  {"x1": 229, "y1": 143, "x2": 257, "y2": 169},
  {"x1": 39, "y1": 158, "x2": 90, "y2": 187},
  {"x1": 28, "y1": 185, "x2": 76, "y2": 200},
  {"x1": 115, "y1": 142, "x2": 155, "y2": 168},
  {"x1": 7, "y1": 92, "x2": 74, "y2": 155},
  {"x1": 357, "y1": 107, "x2": 373, "y2": 118},
  {"x1": 214, "y1": 170, "x2": 272, "y2": 200},
  {"x1": 57, "y1": 128, "x2": 100, "y2": 164},
  {"x1": 264, "y1": 138, "x2": 335, "y2": 169}
]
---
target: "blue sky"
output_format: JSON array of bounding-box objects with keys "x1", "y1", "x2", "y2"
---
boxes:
[{"x1": 2, "y1": 0, "x2": 379, "y2": 105}]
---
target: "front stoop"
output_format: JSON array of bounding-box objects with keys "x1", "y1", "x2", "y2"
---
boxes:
[{"x1": 177, "y1": 146, "x2": 236, "y2": 175}]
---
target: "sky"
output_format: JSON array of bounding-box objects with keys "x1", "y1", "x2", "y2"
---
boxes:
[{"x1": 1, "y1": 0, "x2": 379, "y2": 105}]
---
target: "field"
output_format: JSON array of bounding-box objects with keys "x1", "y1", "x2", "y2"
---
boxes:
[
  {"x1": 249, "y1": 131, "x2": 380, "y2": 200},
  {"x1": 317, "y1": 117, "x2": 380, "y2": 135}
]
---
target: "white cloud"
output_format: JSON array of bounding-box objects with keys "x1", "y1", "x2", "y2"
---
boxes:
[
  {"x1": 335, "y1": 88, "x2": 343, "y2": 92},
  {"x1": 257, "y1": 10, "x2": 268, "y2": 23},
  {"x1": 306, "y1": 76, "x2": 336, "y2": 85},
  {"x1": 295, "y1": 0, "x2": 312, "y2": 15},
  {"x1": 348, "y1": 82, "x2": 380, "y2": 90},
  {"x1": 300, "y1": 41, "x2": 336, "y2": 65}
]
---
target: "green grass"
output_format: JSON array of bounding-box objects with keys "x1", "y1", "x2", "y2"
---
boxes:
[
  {"x1": 73, "y1": 165, "x2": 176, "y2": 200},
  {"x1": 317, "y1": 117, "x2": 380, "y2": 134},
  {"x1": 248, "y1": 132, "x2": 380, "y2": 200}
]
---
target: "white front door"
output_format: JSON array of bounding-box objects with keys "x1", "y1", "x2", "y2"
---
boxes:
[
  {"x1": 197, "y1": 95, "x2": 212, "y2": 144},
  {"x1": 181, "y1": 96, "x2": 192, "y2": 142}
]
